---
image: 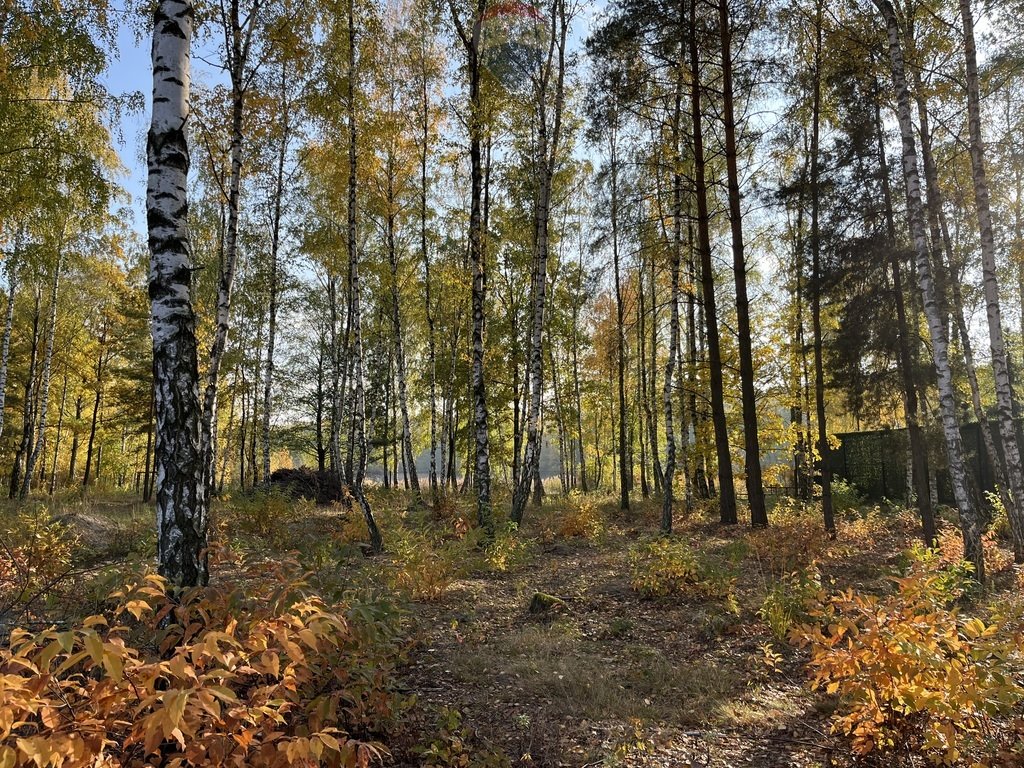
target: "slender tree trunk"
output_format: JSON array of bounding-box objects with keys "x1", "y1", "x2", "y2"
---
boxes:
[
  {"x1": 261, "y1": 62, "x2": 288, "y2": 484},
  {"x1": 876, "y1": 0, "x2": 984, "y2": 579},
  {"x1": 148, "y1": 0, "x2": 207, "y2": 587},
  {"x1": 346, "y1": 0, "x2": 381, "y2": 552},
  {"x1": 10, "y1": 286, "x2": 40, "y2": 499},
  {"x1": 48, "y1": 374, "x2": 67, "y2": 494},
  {"x1": 874, "y1": 88, "x2": 935, "y2": 543},
  {"x1": 663, "y1": 44, "x2": 684, "y2": 532},
  {"x1": 512, "y1": 0, "x2": 566, "y2": 523},
  {"x1": 418, "y1": 41, "x2": 439, "y2": 504},
  {"x1": 609, "y1": 123, "x2": 631, "y2": 512},
  {"x1": 719, "y1": 0, "x2": 765, "y2": 526},
  {"x1": 386, "y1": 180, "x2": 421, "y2": 502},
  {"x1": 648, "y1": 246, "x2": 663, "y2": 493},
  {"x1": 0, "y1": 255, "x2": 17, "y2": 442},
  {"x1": 809, "y1": 0, "x2": 834, "y2": 535},
  {"x1": 201, "y1": 0, "x2": 258, "y2": 504},
  {"x1": 637, "y1": 257, "x2": 652, "y2": 500},
  {"x1": 22, "y1": 257, "x2": 60, "y2": 497},
  {"x1": 959, "y1": 0, "x2": 1024, "y2": 561},
  {"x1": 82, "y1": 326, "x2": 106, "y2": 489},
  {"x1": 691, "y1": 0, "x2": 736, "y2": 523},
  {"x1": 450, "y1": 0, "x2": 494, "y2": 533}
]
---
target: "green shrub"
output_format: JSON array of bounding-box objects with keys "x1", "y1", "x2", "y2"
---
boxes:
[
  {"x1": 0, "y1": 504, "x2": 78, "y2": 602},
  {"x1": 759, "y1": 566, "x2": 822, "y2": 639},
  {"x1": 221, "y1": 490, "x2": 310, "y2": 548},
  {"x1": 628, "y1": 536, "x2": 734, "y2": 607},
  {"x1": 831, "y1": 479, "x2": 864, "y2": 515},
  {"x1": 460, "y1": 523, "x2": 536, "y2": 575}
]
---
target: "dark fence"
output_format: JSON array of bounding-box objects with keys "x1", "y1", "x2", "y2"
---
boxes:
[{"x1": 828, "y1": 421, "x2": 1010, "y2": 505}]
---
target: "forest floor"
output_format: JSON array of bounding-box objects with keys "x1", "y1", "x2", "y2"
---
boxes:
[
  {"x1": 389, "y1": 498, "x2": 908, "y2": 768},
  {"x1": 3, "y1": 486, "x2": 1022, "y2": 767}
]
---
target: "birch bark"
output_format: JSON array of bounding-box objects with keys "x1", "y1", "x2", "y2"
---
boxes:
[
  {"x1": 148, "y1": 0, "x2": 208, "y2": 586},
  {"x1": 958, "y1": 0, "x2": 1024, "y2": 561},
  {"x1": 876, "y1": 0, "x2": 984, "y2": 578}
]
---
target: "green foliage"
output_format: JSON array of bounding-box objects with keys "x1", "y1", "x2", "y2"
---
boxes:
[
  {"x1": 627, "y1": 536, "x2": 735, "y2": 608},
  {"x1": 0, "y1": 503, "x2": 78, "y2": 601},
  {"x1": 550, "y1": 491, "x2": 605, "y2": 540},
  {"x1": 902, "y1": 543, "x2": 977, "y2": 603},
  {"x1": 759, "y1": 566, "x2": 823, "y2": 640},
  {"x1": 461, "y1": 523, "x2": 537, "y2": 575},
  {"x1": 413, "y1": 707, "x2": 511, "y2": 768},
  {"x1": 830, "y1": 479, "x2": 864, "y2": 516},
  {"x1": 985, "y1": 490, "x2": 1012, "y2": 541},
  {"x1": 220, "y1": 491, "x2": 312, "y2": 549},
  {"x1": 385, "y1": 527, "x2": 458, "y2": 601}
]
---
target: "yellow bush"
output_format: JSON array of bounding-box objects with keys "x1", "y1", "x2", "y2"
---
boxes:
[
  {"x1": 759, "y1": 566, "x2": 823, "y2": 640},
  {"x1": 792, "y1": 560, "x2": 1024, "y2": 763},
  {"x1": 628, "y1": 537, "x2": 734, "y2": 606},
  {"x1": 386, "y1": 530, "x2": 455, "y2": 601},
  {"x1": 747, "y1": 498, "x2": 828, "y2": 577},
  {"x1": 0, "y1": 504, "x2": 78, "y2": 602},
  {"x1": 221, "y1": 490, "x2": 311, "y2": 548},
  {"x1": 556, "y1": 492, "x2": 604, "y2": 540}
]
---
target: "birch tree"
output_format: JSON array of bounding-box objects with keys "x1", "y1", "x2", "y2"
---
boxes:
[
  {"x1": 958, "y1": 0, "x2": 1024, "y2": 561},
  {"x1": 148, "y1": 0, "x2": 208, "y2": 587},
  {"x1": 874, "y1": 0, "x2": 984, "y2": 579}
]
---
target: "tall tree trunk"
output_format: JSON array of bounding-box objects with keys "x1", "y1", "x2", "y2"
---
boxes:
[
  {"x1": 386, "y1": 176, "x2": 421, "y2": 502},
  {"x1": 148, "y1": 0, "x2": 207, "y2": 587},
  {"x1": 201, "y1": 0, "x2": 258, "y2": 503},
  {"x1": 512, "y1": 0, "x2": 566, "y2": 524},
  {"x1": 637, "y1": 256, "x2": 653, "y2": 500},
  {"x1": 10, "y1": 286, "x2": 40, "y2": 499},
  {"x1": 48, "y1": 374, "x2": 67, "y2": 494},
  {"x1": 0, "y1": 254, "x2": 17, "y2": 442},
  {"x1": 690, "y1": 0, "x2": 736, "y2": 524},
  {"x1": 719, "y1": 0, "x2": 765, "y2": 526},
  {"x1": 662, "y1": 44, "x2": 684, "y2": 532},
  {"x1": 22, "y1": 256, "x2": 60, "y2": 497},
  {"x1": 82, "y1": 324, "x2": 106, "y2": 488},
  {"x1": 647, "y1": 246, "x2": 663, "y2": 493},
  {"x1": 346, "y1": 0, "x2": 382, "y2": 552},
  {"x1": 450, "y1": 0, "x2": 494, "y2": 533},
  {"x1": 609, "y1": 123, "x2": 631, "y2": 512},
  {"x1": 959, "y1": 0, "x2": 1024, "y2": 561},
  {"x1": 261, "y1": 61, "x2": 288, "y2": 484},
  {"x1": 874, "y1": 87, "x2": 935, "y2": 544},
  {"x1": 418, "y1": 37, "x2": 439, "y2": 504},
  {"x1": 876, "y1": 0, "x2": 984, "y2": 579},
  {"x1": 809, "y1": 0, "x2": 834, "y2": 535}
]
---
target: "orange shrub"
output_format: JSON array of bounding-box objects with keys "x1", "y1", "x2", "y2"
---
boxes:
[
  {"x1": 0, "y1": 563, "x2": 407, "y2": 767},
  {"x1": 792, "y1": 560, "x2": 1024, "y2": 764},
  {"x1": 747, "y1": 499, "x2": 828, "y2": 577}
]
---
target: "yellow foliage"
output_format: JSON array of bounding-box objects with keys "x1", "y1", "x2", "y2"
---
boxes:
[
  {"x1": 555, "y1": 492, "x2": 605, "y2": 540},
  {"x1": 628, "y1": 537, "x2": 734, "y2": 607}
]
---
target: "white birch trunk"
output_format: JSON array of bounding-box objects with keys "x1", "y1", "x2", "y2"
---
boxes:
[
  {"x1": 877, "y1": 0, "x2": 984, "y2": 578},
  {"x1": 959, "y1": 0, "x2": 1024, "y2": 561},
  {"x1": 261, "y1": 61, "x2": 288, "y2": 483},
  {"x1": 148, "y1": 0, "x2": 208, "y2": 587},
  {"x1": 0, "y1": 254, "x2": 18, "y2": 442}
]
